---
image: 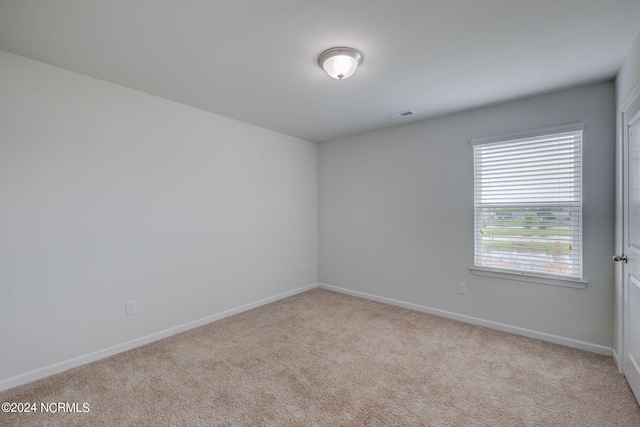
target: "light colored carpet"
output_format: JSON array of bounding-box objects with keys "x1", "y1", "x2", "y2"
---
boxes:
[{"x1": 1, "y1": 288, "x2": 638, "y2": 426}]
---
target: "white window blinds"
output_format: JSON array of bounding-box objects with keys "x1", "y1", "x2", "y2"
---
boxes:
[{"x1": 473, "y1": 124, "x2": 583, "y2": 280}]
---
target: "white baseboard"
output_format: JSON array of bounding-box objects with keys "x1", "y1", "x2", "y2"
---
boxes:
[
  {"x1": 3, "y1": 282, "x2": 612, "y2": 392},
  {"x1": 318, "y1": 283, "x2": 612, "y2": 356},
  {"x1": 0, "y1": 283, "x2": 318, "y2": 392}
]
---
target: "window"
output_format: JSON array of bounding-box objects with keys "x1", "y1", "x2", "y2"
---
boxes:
[{"x1": 472, "y1": 123, "x2": 583, "y2": 285}]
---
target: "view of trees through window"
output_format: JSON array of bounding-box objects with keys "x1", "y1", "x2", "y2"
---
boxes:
[{"x1": 479, "y1": 206, "x2": 575, "y2": 275}]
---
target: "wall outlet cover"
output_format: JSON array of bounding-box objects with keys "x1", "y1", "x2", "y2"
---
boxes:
[
  {"x1": 458, "y1": 283, "x2": 467, "y2": 295},
  {"x1": 125, "y1": 300, "x2": 137, "y2": 316}
]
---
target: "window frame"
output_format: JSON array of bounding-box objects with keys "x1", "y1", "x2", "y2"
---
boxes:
[{"x1": 470, "y1": 123, "x2": 587, "y2": 289}]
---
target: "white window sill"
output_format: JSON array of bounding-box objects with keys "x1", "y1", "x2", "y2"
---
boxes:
[{"x1": 470, "y1": 267, "x2": 588, "y2": 289}]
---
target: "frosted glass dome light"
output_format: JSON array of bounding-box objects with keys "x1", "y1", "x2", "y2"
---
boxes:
[{"x1": 318, "y1": 47, "x2": 363, "y2": 80}]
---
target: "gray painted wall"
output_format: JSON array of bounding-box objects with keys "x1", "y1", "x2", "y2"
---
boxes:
[
  {"x1": 0, "y1": 51, "x2": 318, "y2": 383},
  {"x1": 319, "y1": 81, "x2": 615, "y2": 347}
]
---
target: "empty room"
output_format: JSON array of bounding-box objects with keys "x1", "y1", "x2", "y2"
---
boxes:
[{"x1": 2, "y1": 1, "x2": 640, "y2": 425}]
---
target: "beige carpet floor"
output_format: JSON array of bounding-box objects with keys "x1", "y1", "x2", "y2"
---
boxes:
[{"x1": 1, "y1": 288, "x2": 638, "y2": 426}]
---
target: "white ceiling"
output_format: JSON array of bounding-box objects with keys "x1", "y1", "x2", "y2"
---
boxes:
[{"x1": 1, "y1": 1, "x2": 639, "y2": 143}]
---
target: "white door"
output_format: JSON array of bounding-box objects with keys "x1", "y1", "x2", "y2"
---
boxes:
[{"x1": 620, "y1": 96, "x2": 640, "y2": 403}]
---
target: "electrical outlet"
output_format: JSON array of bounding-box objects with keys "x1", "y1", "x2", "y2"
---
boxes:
[
  {"x1": 458, "y1": 282, "x2": 467, "y2": 295},
  {"x1": 125, "y1": 300, "x2": 137, "y2": 316}
]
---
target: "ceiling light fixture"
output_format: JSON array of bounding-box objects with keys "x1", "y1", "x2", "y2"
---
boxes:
[{"x1": 318, "y1": 47, "x2": 363, "y2": 80}]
